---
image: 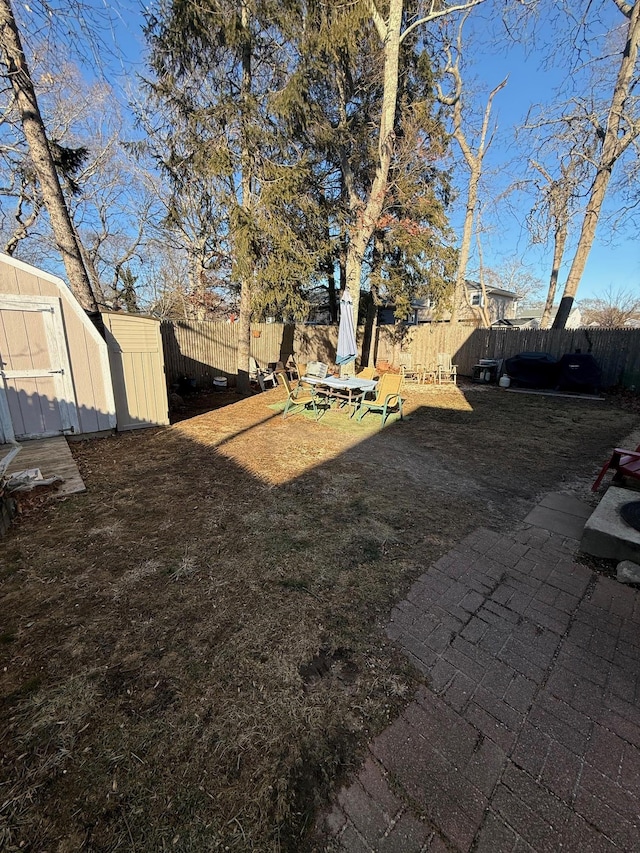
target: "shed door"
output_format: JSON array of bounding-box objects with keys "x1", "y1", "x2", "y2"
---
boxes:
[{"x1": 0, "y1": 295, "x2": 79, "y2": 440}]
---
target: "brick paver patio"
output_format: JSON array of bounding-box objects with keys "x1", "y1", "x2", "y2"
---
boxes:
[{"x1": 325, "y1": 521, "x2": 640, "y2": 852}]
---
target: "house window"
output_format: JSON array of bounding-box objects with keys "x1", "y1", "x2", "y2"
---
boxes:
[{"x1": 470, "y1": 292, "x2": 484, "y2": 307}]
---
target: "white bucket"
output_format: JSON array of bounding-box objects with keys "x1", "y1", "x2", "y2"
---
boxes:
[
  {"x1": 213, "y1": 376, "x2": 228, "y2": 391},
  {"x1": 499, "y1": 375, "x2": 511, "y2": 388}
]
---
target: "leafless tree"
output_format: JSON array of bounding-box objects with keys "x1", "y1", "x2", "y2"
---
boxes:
[
  {"x1": 0, "y1": 0, "x2": 98, "y2": 312},
  {"x1": 526, "y1": 156, "x2": 588, "y2": 328},
  {"x1": 484, "y1": 259, "x2": 544, "y2": 302},
  {"x1": 343, "y1": 0, "x2": 487, "y2": 327},
  {"x1": 581, "y1": 285, "x2": 640, "y2": 327},
  {"x1": 436, "y1": 15, "x2": 506, "y2": 326},
  {"x1": 0, "y1": 58, "x2": 161, "y2": 310},
  {"x1": 551, "y1": 0, "x2": 640, "y2": 328}
]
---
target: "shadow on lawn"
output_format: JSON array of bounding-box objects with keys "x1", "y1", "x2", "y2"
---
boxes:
[{"x1": 0, "y1": 385, "x2": 633, "y2": 852}]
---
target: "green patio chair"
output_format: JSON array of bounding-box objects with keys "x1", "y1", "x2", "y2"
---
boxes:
[
  {"x1": 277, "y1": 372, "x2": 321, "y2": 420},
  {"x1": 356, "y1": 373, "x2": 404, "y2": 425}
]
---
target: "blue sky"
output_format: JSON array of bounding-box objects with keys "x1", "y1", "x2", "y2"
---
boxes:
[
  {"x1": 456, "y1": 4, "x2": 640, "y2": 302},
  {"x1": 25, "y1": 0, "x2": 639, "y2": 304}
]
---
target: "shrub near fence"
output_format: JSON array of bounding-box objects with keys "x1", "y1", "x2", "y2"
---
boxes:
[{"x1": 161, "y1": 320, "x2": 640, "y2": 391}]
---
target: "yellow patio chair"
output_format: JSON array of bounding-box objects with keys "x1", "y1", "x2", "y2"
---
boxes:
[
  {"x1": 356, "y1": 372, "x2": 404, "y2": 425},
  {"x1": 277, "y1": 372, "x2": 320, "y2": 420},
  {"x1": 295, "y1": 361, "x2": 311, "y2": 388}
]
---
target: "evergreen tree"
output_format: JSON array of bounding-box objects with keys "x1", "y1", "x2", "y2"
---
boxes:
[{"x1": 144, "y1": 0, "x2": 326, "y2": 391}]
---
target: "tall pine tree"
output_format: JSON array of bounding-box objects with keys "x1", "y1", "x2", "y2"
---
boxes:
[{"x1": 144, "y1": 0, "x2": 326, "y2": 391}]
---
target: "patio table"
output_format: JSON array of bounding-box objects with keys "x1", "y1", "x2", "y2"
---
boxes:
[{"x1": 301, "y1": 375, "x2": 377, "y2": 415}]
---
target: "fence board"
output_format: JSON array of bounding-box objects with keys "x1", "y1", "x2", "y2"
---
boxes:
[{"x1": 161, "y1": 320, "x2": 640, "y2": 391}]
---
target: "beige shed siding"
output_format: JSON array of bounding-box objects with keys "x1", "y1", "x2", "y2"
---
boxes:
[
  {"x1": 102, "y1": 313, "x2": 169, "y2": 430},
  {"x1": 0, "y1": 254, "x2": 116, "y2": 433},
  {"x1": 0, "y1": 260, "x2": 20, "y2": 294}
]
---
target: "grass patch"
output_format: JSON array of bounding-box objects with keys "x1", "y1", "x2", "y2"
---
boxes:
[
  {"x1": 0, "y1": 385, "x2": 636, "y2": 850},
  {"x1": 268, "y1": 400, "x2": 402, "y2": 431}
]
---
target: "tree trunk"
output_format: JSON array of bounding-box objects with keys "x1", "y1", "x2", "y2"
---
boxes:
[
  {"x1": 552, "y1": 0, "x2": 640, "y2": 329},
  {"x1": 345, "y1": 0, "x2": 403, "y2": 328},
  {"x1": 444, "y1": 59, "x2": 506, "y2": 326},
  {"x1": 236, "y1": 0, "x2": 253, "y2": 395},
  {"x1": 0, "y1": 0, "x2": 98, "y2": 314},
  {"x1": 362, "y1": 239, "x2": 384, "y2": 367},
  {"x1": 451, "y1": 169, "x2": 479, "y2": 323},
  {"x1": 473, "y1": 235, "x2": 491, "y2": 327},
  {"x1": 237, "y1": 277, "x2": 252, "y2": 394},
  {"x1": 552, "y1": 169, "x2": 616, "y2": 329},
  {"x1": 344, "y1": 230, "x2": 368, "y2": 327},
  {"x1": 540, "y1": 220, "x2": 567, "y2": 329}
]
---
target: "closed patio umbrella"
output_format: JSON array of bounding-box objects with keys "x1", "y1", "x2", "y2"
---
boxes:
[{"x1": 336, "y1": 288, "x2": 357, "y2": 366}]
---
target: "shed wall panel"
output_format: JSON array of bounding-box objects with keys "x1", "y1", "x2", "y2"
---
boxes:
[
  {"x1": 0, "y1": 262, "x2": 20, "y2": 295},
  {"x1": 108, "y1": 316, "x2": 159, "y2": 351},
  {"x1": 102, "y1": 313, "x2": 169, "y2": 430}
]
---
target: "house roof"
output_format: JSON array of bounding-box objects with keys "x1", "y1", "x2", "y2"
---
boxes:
[
  {"x1": 514, "y1": 304, "x2": 581, "y2": 320},
  {"x1": 465, "y1": 281, "x2": 519, "y2": 300},
  {"x1": 492, "y1": 318, "x2": 533, "y2": 328}
]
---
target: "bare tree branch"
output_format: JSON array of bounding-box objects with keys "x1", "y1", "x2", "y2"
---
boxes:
[
  {"x1": 436, "y1": 14, "x2": 506, "y2": 325},
  {"x1": 367, "y1": 0, "x2": 387, "y2": 42},
  {"x1": 400, "y1": 0, "x2": 486, "y2": 45}
]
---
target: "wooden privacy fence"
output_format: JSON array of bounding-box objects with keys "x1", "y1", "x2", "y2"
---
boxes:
[
  {"x1": 160, "y1": 321, "x2": 341, "y2": 388},
  {"x1": 161, "y1": 320, "x2": 640, "y2": 390},
  {"x1": 373, "y1": 325, "x2": 640, "y2": 389}
]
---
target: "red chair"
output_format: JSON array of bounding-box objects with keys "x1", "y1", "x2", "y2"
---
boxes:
[{"x1": 592, "y1": 445, "x2": 640, "y2": 491}]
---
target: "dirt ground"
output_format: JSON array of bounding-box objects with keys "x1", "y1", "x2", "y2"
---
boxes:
[{"x1": 0, "y1": 382, "x2": 637, "y2": 851}]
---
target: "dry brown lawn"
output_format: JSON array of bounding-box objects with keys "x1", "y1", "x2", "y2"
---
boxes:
[{"x1": 0, "y1": 383, "x2": 636, "y2": 851}]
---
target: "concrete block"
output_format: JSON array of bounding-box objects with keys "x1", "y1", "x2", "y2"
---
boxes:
[
  {"x1": 616, "y1": 561, "x2": 640, "y2": 584},
  {"x1": 524, "y1": 505, "x2": 588, "y2": 539},
  {"x1": 538, "y1": 493, "x2": 594, "y2": 520},
  {"x1": 580, "y1": 487, "x2": 640, "y2": 563}
]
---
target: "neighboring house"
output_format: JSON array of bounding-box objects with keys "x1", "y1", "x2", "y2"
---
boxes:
[
  {"x1": 463, "y1": 282, "x2": 519, "y2": 324},
  {"x1": 304, "y1": 284, "x2": 337, "y2": 325},
  {"x1": 378, "y1": 281, "x2": 519, "y2": 325},
  {"x1": 494, "y1": 304, "x2": 582, "y2": 329}
]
